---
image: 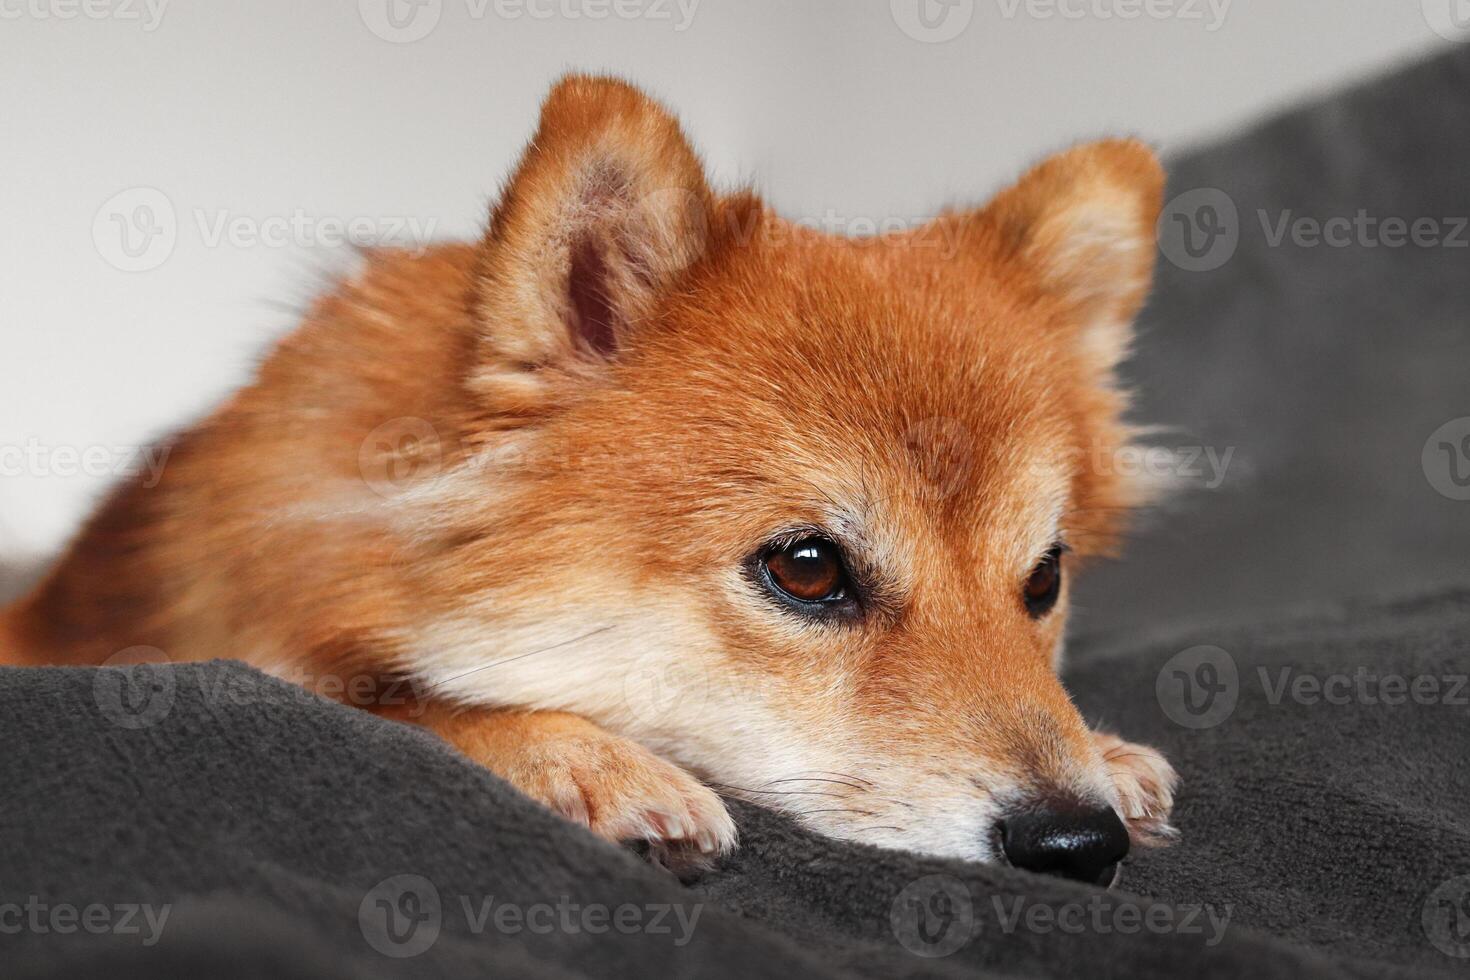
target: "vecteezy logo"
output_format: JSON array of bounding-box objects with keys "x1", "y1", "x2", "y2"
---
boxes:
[
  {"x1": 1156, "y1": 645, "x2": 1239, "y2": 729},
  {"x1": 359, "y1": 0, "x2": 443, "y2": 43},
  {"x1": 903, "y1": 417, "x2": 974, "y2": 502},
  {"x1": 1422, "y1": 0, "x2": 1470, "y2": 42},
  {"x1": 890, "y1": 874, "x2": 974, "y2": 958},
  {"x1": 358, "y1": 417, "x2": 444, "y2": 498},
  {"x1": 636, "y1": 186, "x2": 710, "y2": 272},
  {"x1": 621, "y1": 655, "x2": 710, "y2": 731},
  {"x1": 1423, "y1": 875, "x2": 1470, "y2": 958},
  {"x1": 93, "y1": 646, "x2": 176, "y2": 729},
  {"x1": 359, "y1": 874, "x2": 442, "y2": 958},
  {"x1": 93, "y1": 188, "x2": 177, "y2": 272},
  {"x1": 890, "y1": 0, "x2": 974, "y2": 43},
  {"x1": 1423, "y1": 418, "x2": 1470, "y2": 501},
  {"x1": 1156, "y1": 188, "x2": 1239, "y2": 272}
]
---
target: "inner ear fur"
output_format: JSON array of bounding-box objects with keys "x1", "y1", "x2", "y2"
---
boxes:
[
  {"x1": 469, "y1": 75, "x2": 714, "y2": 414},
  {"x1": 981, "y1": 139, "x2": 1165, "y2": 373}
]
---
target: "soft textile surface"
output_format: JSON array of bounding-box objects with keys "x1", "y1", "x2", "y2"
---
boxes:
[
  {"x1": 1073, "y1": 43, "x2": 1470, "y2": 638},
  {"x1": 4, "y1": 590, "x2": 1468, "y2": 978},
  {"x1": 5, "y1": 43, "x2": 1470, "y2": 980}
]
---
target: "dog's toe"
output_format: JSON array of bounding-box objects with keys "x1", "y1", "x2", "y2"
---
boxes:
[
  {"x1": 1094, "y1": 732, "x2": 1179, "y2": 847},
  {"x1": 507, "y1": 731, "x2": 738, "y2": 866}
]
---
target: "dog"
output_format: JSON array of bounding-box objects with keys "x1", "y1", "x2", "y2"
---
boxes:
[{"x1": 1, "y1": 76, "x2": 1177, "y2": 881}]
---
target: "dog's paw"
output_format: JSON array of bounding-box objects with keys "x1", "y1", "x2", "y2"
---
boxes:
[
  {"x1": 1094, "y1": 732, "x2": 1179, "y2": 847},
  {"x1": 504, "y1": 731, "x2": 737, "y2": 868}
]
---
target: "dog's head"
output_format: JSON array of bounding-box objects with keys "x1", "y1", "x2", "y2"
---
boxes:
[{"x1": 411, "y1": 77, "x2": 1170, "y2": 873}]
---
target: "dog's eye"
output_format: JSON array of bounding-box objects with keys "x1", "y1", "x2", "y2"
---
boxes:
[
  {"x1": 1022, "y1": 545, "x2": 1064, "y2": 618},
  {"x1": 762, "y1": 537, "x2": 849, "y2": 605}
]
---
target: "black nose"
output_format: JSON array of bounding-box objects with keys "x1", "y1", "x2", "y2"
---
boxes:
[{"x1": 1000, "y1": 804, "x2": 1130, "y2": 885}]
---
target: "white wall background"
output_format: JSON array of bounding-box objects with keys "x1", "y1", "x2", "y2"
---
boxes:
[{"x1": 0, "y1": 0, "x2": 1459, "y2": 558}]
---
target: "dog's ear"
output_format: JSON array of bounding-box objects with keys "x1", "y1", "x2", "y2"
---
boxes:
[
  {"x1": 469, "y1": 75, "x2": 712, "y2": 412},
  {"x1": 981, "y1": 139, "x2": 1164, "y2": 373}
]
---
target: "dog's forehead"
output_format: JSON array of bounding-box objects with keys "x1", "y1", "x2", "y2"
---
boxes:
[
  {"x1": 664, "y1": 231, "x2": 1072, "y2": 461},
  {"x1": 639, "y1": 258, "x2": 1076, "y2": 561}
]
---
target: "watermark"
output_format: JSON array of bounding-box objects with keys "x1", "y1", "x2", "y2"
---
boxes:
[
  {"x1": 350, "y1": 417, "x2": 1234, "y2": 511},
  {"x1": 358, "y1": 0, "x2": 442, "y2": 42},
  {"x1": 358, "y1": 0, "x2": 700, "y2": 43},
  {"x1": 1156, "y1": 645, "x2": 1239, "y2": 729},
  {"x1": 359, "y1": 417, "x2": 445, "y2": 499},
  {"x1": 1422, "y1": 0, "x2": 1470, "y2": 43},
  {"x1": 201, "y1": 662, "x2": 435, "y2": 718},
  {"x1": 893, "y1": 0, "x2": 1228, "y2": 42},
  {"x1": 891, "y1": 875, "x2": 975, "y2": 957},
  {"x1": 193, "y1": 209, "x2": 438, "y2": 255},
  {"x1": 890, "y1": 875, "x2": 1232, "y2": 957},
  {"x1": 904, "y1": 428, "x2": 1235, "y2": 502},
  {"x1": 1258, "y1": 210, "x2": 1468, "y2": 251},
  {"x1": 716, "y1": 205, "x2": 966, "y2": 258},
  {"x1": 94, "y1": 646, "x2": 177, "y2": 730},
  {"x1": 994, "y1": 0, "x2": 1229, "y2": 32},
  {"x1": 360, "y1": 875, "x2": 441, "y2": 958},
  {"x1": 1159, "y1": 189, "x2": 1469, "y2": 272},
  {"x1": 1157, "y1": 188, "x2": 1239, "y2": 272},
  {"x1": 353, "y1": 418, "x2": 715, "y2": 499},
  {"x1": 93, "y1": 647, "x2": 436, "y2": 729},
  {"x1": 358, "y1": 874, "x2": 703, "y2": 958},
  {"x1": 93, "y1": 187, "x2": 177, "y2": 273},
  {"x1": 620, "y1": 650, "x2": 775, "y2": 734},
  {"x1": 0, "y1": 439, "x2": 171, "y2": 487},
  {"x1": 1423, "y1": 417, "x2": 1470, "y2": 502},
  {"x1": 889, "y1": 0, "x2": 975, "y2": 43},
  {"x1": 0, "y1": 897, "x2": 171, "y2": 946},
  {"x1": 991, "y1": 895, "x2": 1231, "y2": 946},
  {"x1": 355, "y1": 418, "x2": 679, "y2": 500},
  {"x1": 1259, "y1": 666, "x2": 1467, "y2": 708},
  {"x1": 489, "y1": 0, "x2": 699, "y2": 29},
  {"x1": 1057, "y1": 442, "x2": 1236, "y2": 490},
  {"x1": 621, "y1": 654, "x2": 715, "y2": 731},
  {"x1": 93, "y1": 187, "x2": 440, "y2": 272},
  {"x1": 1158, "y1": 646, "x2": 1469, "y2": 729},
  {"x1": 0, "y1": 0, "x2": 168, "y2": 30},
  {"x1": 904, "y1": 417, "x2": 974, "y2": 502},
  {"x1": 1424, "y1": 875, "x2": 1470, "y2": 958}
]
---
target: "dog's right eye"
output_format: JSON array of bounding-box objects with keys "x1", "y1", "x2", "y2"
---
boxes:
[
  {"x1": 1022, "y1": 545, "x2": 1065, "y2": 618},
  {"x1": 761, "y1": 537, "x2": 850, "y2": 606}
]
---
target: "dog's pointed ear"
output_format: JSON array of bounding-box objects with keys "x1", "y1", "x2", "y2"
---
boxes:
[
  {"x1": 981, "y1": 139, "x2": 1164, "y2": 373},
  {"x1": 470, "y1": 76, "x2": 712, "y2": 410}
]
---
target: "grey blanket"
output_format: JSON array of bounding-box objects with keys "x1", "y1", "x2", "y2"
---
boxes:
[
  {"x1": 5, "y1": 591, "x2": 1468, "y2": 978},
  {"x1": 1074, "y1": 43, "x2": 1470, "y2": 638},
  {"x1": 5, "y1": 43, "x2": 1470, "y2": 980}
]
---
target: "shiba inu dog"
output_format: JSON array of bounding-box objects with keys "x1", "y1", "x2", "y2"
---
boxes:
[{"x1": 1, "y1": 76, "x2": 1177, "y2": 882}]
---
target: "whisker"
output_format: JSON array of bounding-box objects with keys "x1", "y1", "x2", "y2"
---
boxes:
[
  {"x1": 709, "y1": 782, "x2": 846, "y2": 799},
  {"x1": 765, "y1": 776, "x2": 867, "y2": 792},
  {"x1": 423, "y1": 625, "x2": 616, "y2": 691},
  {"x1": 797, "y1": 770, "x2": 876, "y2": 789}
]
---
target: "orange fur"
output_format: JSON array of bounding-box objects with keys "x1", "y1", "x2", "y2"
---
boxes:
[{"x1": 1, "y1": 76, "x2": 1176, "y2": 864}]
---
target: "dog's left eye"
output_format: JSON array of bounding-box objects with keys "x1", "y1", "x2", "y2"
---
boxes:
[
  {"x1": 762, "y1": 537, "x2": 850, "y2": 605},
  {"x1": 1022, "y1": 545, "x2": 1064, "y2": 618}
]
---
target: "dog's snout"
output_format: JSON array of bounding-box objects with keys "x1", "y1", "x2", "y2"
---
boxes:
[{"x1": 999, "y1": 802, "x2": 1129, "y2": 886}]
